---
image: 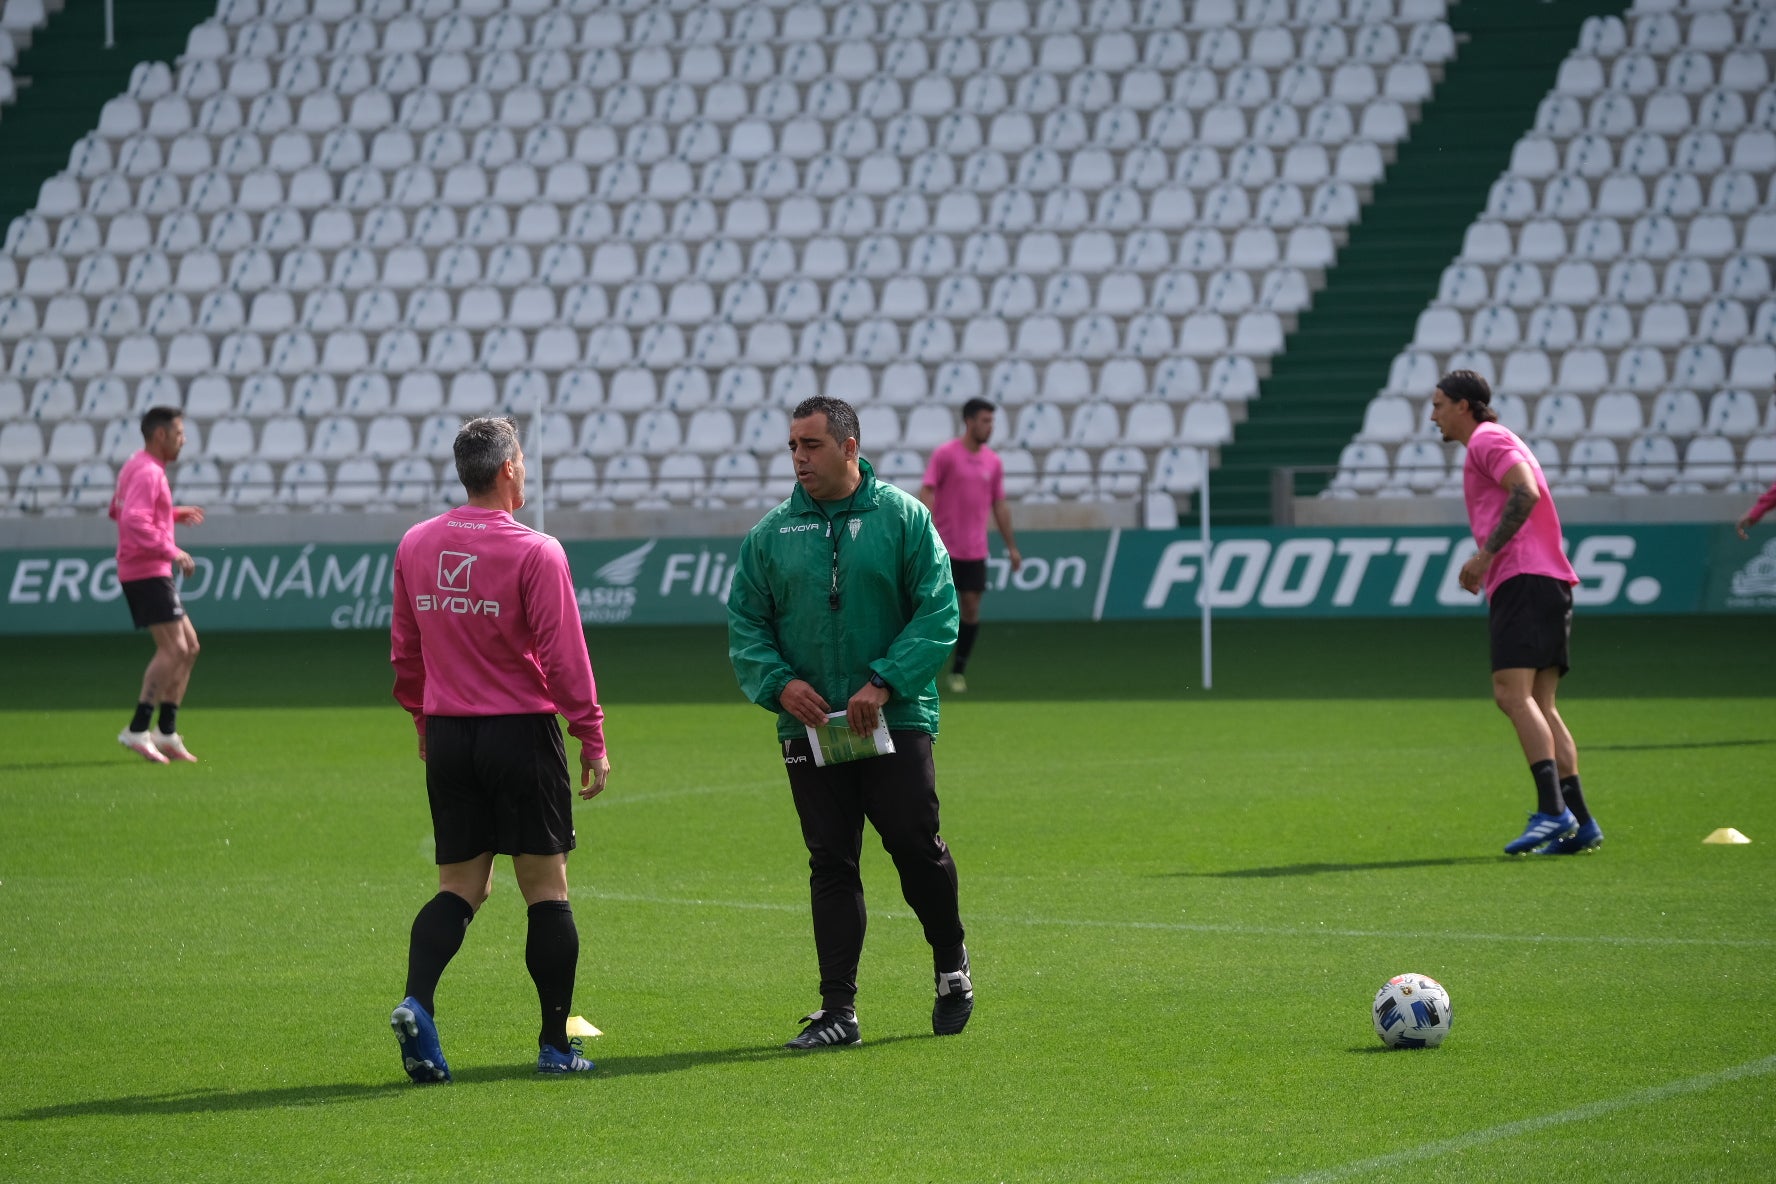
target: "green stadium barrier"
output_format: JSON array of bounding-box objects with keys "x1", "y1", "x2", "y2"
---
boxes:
[{"x1": 2, "y1": 525, "x2": 1770, "y2": 635}]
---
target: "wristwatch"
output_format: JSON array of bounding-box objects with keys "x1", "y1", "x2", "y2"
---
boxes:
[{"x1": 867, "y1": 672, "x2": 889, "y2": 691}]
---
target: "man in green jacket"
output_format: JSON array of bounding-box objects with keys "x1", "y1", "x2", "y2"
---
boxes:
[{"x1": 728, "y1": 395, "x2": 971, "y2": 1050}]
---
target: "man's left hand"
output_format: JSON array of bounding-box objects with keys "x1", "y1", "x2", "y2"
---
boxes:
[
  {"x1": 846, "y1": 681, "x2": 891, "y2": 736},
  {"x1": 1007, "y1": 545, "x2": 1023, "y2": 572},
  {"x1": 580, "y1": 749, "x2": 611, "y2": 800},
  {"x1": 1458, "y1": 548, "x2": 1492, "y2": 595},
  {"x1": 174, "y1": 505, "x2": 205, "y2": 525}
]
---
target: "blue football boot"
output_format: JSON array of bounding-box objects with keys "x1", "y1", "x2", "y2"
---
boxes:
[
  {"x1": 391, "y1": 996, "x2": 452, "y2": 1084},
  {"x1": 537, "y1": 1037, "x2": 596, "y2": 1074},
  {"x1": 1538, "y1": 817, "x2": 1604, "y2": 855},
  {"x1": 1504, "y1": 808, "x2": 1578, "y2": 855}
]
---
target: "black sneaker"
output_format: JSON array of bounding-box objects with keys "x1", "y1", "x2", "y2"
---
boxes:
[
  {"x1": 784, "y1": 1009, "x2": 861, "y2": 1050},
  {"x1": 932, "y1": 949, "x2": 974, "y2": 1036}
]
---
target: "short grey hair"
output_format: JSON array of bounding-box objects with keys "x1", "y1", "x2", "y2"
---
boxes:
[{"x1": 454, "y1": 416, "x2": 520, "y2": 495}]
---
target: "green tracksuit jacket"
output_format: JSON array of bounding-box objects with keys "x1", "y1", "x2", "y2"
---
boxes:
[{"x1": 728, "y1": 458, "x2": 960, "y2": 742}]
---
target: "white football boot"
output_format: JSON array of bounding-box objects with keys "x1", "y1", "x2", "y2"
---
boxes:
[
  {"x1": 150, "y1": 731, "x2": 198, "y2": 762},
  {"x1": 119, "y1": 730, "x2": 169, "y2": 764}
]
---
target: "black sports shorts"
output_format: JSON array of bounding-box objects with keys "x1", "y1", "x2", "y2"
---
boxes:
[
  {"x1": 122, "y1": 576, "x2": 184, "y2": 629},
  {"x1": 1489, "y1": 573, "x2": 1573, "y2": 675},
  {"x1": 950, "y1": 558, "x2": 988, "y2": 594},
  {"x1": 424, "y1": 714, "x2": 575, "y2": 864}
]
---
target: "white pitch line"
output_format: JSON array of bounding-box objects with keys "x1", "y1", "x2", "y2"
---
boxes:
[
  {"x1": 1275, "y1": 1053, "x2": 1776, "y2": 1184},
  {"x1": 579, "y1": 891, "x2": 1776, "y2": 950}
]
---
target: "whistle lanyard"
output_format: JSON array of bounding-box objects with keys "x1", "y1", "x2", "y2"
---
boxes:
[
  {"x1": 822, "y1": 486, "x2": 862, "y2": 612},
  {"x1": 828, "y1": 523, "x2": 841, "y2": 612}
]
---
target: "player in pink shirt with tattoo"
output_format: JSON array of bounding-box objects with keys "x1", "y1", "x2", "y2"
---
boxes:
[
  {"x1": 110, "y1": 406, "x2": 205, "y2": 764},
  {"x1": 920, "y1": 398, "x2": 1022, "y2": 692},
  {"x1": 388, "y1": 416, "x2": 612, "y2": 1081},
  {"x1": 1431, "y1": 371, "x2": 1603, "y2": 857}
]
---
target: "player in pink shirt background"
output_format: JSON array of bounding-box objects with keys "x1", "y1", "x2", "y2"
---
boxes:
[
  {"x1": 388, "y1": 415, "x2": 611, "y2": 1081},
  {"x1": 109, "y1": 406, "x2": 205, "y2": 764},
  {"x1": 1431, "y1": 370, "x2": 1603, "y2": 857},
  {"x1": 1734, "y1": 477, "x2": 1776, "y2": 539},
  {"x1": 919, "y1": 398, "x2": 1022, "y2": 693}
]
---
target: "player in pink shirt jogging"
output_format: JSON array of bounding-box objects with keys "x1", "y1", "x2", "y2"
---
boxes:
[
  {"x1": 919, "y1": 398, "x2": 1022, "y2": 692},
  {"x1": 109, "y1": 406, "x2": 205, "y2": 764},
  {"x1": 1734, "y1": 477, "x2": 1776, "y2": 539},
  {"x1": 1431, "y1": 371, "x2": 1602, "y2": 856},
  {"x1": 388, "y1": 416, "x2": 612, "y2": 1081}
]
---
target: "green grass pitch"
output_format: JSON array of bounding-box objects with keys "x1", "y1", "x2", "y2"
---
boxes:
[{"x1": 2, "y1": 616, "x2": 1773, "y2": 1183}]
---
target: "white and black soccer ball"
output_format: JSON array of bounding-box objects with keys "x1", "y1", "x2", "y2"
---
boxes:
[{"x1": 1372, "y1": 973, "x2": 1452, "y2": 1049}]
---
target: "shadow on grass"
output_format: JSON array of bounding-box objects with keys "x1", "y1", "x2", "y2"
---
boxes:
[
  {"x1": 6, "y1": 1037, "x2": 931, "y2": 1120},
  {"x1": 1347, "y1": 1045, "x2": 1433, "y2": 1055},
  {"x1": 1590, "y1": 738, "x2": 1776, "y2": 752},
  {"x1": 595, "y1": 1032, "x2": 928, "y2": 1078},
  {"x1": 1167, "y1": 856, "x2": 1503, "y2": 879},
  {"x1": 0, "y1": 760, "x2": 131, "y2": 773},
  {"x1": 8, "y1": 1081, "x2": 420, "y2": 1119}
]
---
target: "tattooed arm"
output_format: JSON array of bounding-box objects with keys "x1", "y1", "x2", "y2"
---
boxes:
[
  {"x1": 1460, "y1": 462, "x2": 1540, "y2": 594},
  {"x1": 1483, "y1": 473, "x2": 1540, "y2": 554}
]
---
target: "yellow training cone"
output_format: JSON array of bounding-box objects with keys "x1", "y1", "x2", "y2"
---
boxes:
[
  {"x1": 566, "y1": 1015, "x2": 603, "y2": 1037},
  {"x1": 1703, "y1": 828, "x2": 1752, "y2": 845}
]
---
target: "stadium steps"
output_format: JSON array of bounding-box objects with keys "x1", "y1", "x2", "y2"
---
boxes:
[
  {"x1": 0, "y1": 0, "x2": 216, "y2": 231},
  {"x1": 1207, "y1": 0, "x2": 1629, "y2": 527}
]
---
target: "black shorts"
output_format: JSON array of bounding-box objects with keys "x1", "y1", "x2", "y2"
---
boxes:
[
  {"x1": 951, "y1": 558, "x2": 988, "y2": 594},
  {"x1": 122, "y1": 576, "x2": 184, "y2": 629},
  {"x1": 424, "y1": 714, "x2": 575, "y2": 864},
  {"x1": 1489, "y1": 574, "x2": 1573, "y2": 675}
]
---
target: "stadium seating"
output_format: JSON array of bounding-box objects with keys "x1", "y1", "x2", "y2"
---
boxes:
[
  {"x1": 1340, "y1": 2, "x2": 1776, "y2": 502},
  {"x1": 4, "y1": 0, "x2": 1466, "y2": 513}
]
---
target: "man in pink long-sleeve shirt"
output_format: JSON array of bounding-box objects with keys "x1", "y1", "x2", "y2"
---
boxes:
[
  {"x1": 110, "y1": 406, "x2": 205, "y2": 764},
  {"x1": 1735, "y1": 478, "x2": 1776, "y2": 539},
  {"x1": 387, "y1": 415, "x2": 611, "y2": 1082}
]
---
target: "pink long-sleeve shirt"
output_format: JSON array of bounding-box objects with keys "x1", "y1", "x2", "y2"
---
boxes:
[
  {"x1": 109, "y1": 450, "x2": 181, "y2": 582},
  {"x1": 390, "y1": 506, "x2": 606, "y2": 756},
  {"x1": 922, "y1": 438, "x2": 1005, "y2": 561},
  {"x1": 1464, "y1": 422, "x2": 1578, "y2": 597},
  {"x1": 1743, "y1": 479, "x2": 1776, "y2": 527}
]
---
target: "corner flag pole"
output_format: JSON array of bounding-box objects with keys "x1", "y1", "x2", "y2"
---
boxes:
[{"x1": 1200, "y1": 457, "x2": 1212, "y2": 690}]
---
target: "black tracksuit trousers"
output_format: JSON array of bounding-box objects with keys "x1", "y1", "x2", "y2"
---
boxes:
[{"x1": 781, "y1": 730, "x2": 966, "y2": 1011}]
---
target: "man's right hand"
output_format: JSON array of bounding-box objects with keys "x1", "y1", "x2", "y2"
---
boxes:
[
  {"x1": 1738, "y1": 515, "x2": 1755, "y2": 540},
  {"x1": 173, "y1": 549, "x2": 195, "y2": 578},
  {"x1": 779, "y1": 679, "x2": 832, "y2": 729}
]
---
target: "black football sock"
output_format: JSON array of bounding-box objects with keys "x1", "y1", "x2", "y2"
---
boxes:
[
  {"x1": 158, "y1": 702, "x2": 178, "y2": 735},
  {"x1": 129, "y1": 703, "x2": 153, "y2": 733},
  {"x1": 953, "y1": 622, "x2": 980, "y2": 674},
  {"x1": 1560, "y1": 774, "x2": 1592, "y2": 826},
  {"x1": 526, "y1": 900, "x2": 579, "y2": 1053},
  {"x1": 1530, "y1": 759, "x2": 1564, "y2": 816},
  {"x1": 405, "y1": 891, "x2": 475, "y2": 1016}
]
